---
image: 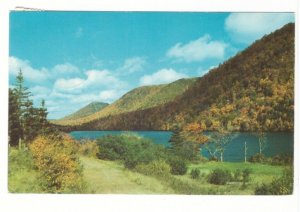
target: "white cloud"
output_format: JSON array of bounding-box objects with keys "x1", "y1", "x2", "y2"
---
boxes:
[
  {"x1": 9, "y1": 56, "x2": 49, "y2": 83},
  {"x1": 167, "y1": 35, "x2": 228, "y2": 63},
  {"x1": 54, "y1": 78, "x2": 85, "y2": 91},
  {"x1": 52, "y1": 63, "x2": 79, "y2": 74},
  {"x1": 139, "y1": 68, "x2": 187, "y2": 86},
  {"x1": 118, "y1": 57, "x2": 146, "y2": 74},
  {"x1": 197, "y1": 65, "x2": 217, "y2": 76},
  {"x1": 225, "y1": 13, "x2": 294, "y2": 43},
  {"x1": 53, "y1": 69, "x2": 127, "y2": 95}
]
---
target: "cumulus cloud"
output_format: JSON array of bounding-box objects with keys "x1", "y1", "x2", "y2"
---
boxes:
[
  {"x1": 53, "y1": 69, "x2": 127, "y2": 97},
  {"x1": 166, "y1": 35, "x2": 228, "y2": 63},
  {"x1": 225, "y1": 13, "x2": 294, "y2": 43},
  {"x1": 139, "y1": 68, "x2": 187, "y2": 86},
  {"x1": 118, "y1": 57, "x2": 146, "y2": 74},
  {"x1": 9, "y1": 56, "x2": 49, "y2": 83},
  {"x1": 52, "y1": 63, "x2": 80, "y2": 75}
]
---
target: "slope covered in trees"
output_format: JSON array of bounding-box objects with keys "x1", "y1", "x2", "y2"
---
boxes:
[
  {"x1": 60, "y1": 102, "x2": 109, "y2": 121},
  {"x1": 56, "y1": 23, "x2": 294, "y2": 132},
  {"x1": 53, "y1": 78, "x2": 197, "y2": 126}
]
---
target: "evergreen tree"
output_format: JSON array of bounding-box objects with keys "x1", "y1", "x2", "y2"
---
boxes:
[
  {"x1": 8, "y1": 88, "x2": 21, "y2": 146},
  {"x1": 8, "y1": 69, "x2": 50, "y2": 146}
]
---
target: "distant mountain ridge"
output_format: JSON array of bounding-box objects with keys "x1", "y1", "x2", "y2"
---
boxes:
[
  {"x1": 61, "y1": 102, "x2": 109, "y2": 121},
  {"x1": 53, "y1": 78, "x2": 197, "y2": 126},
  {"x1": 54, "y1": 23, "x2": 294, "y2": 132}
]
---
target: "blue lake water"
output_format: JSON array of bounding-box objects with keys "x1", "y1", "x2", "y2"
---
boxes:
[{"x1": 69, "y1": 131, "x2": 293, "y2": 162}]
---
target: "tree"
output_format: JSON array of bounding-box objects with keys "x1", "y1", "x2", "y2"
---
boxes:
[
  {"x1": 257, "y1": 131, "x2": 267, "y2": 155},
  {"x1": 169, "y1": 123, "x2": 208, "y2": 160},
  {"x1": 203, "y1": 130, "x2": 233, "y2": 162},
  {"x1": 9, "y1": 69, "x2": 50, "y2": 146},
  {"x1": 8, "y1": 88, "x2": 21, "y2": 146}
]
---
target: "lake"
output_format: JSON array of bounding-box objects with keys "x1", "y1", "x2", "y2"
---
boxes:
[{"x1": 69, "y1": 131, "x2": 293, "y2": 162}]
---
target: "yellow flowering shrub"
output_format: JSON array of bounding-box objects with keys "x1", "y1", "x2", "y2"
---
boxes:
[{"x1": 29, "y1": 134, "x2": 86, "y2": 193}]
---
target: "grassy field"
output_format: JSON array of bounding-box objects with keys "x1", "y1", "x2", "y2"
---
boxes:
[
  {"x1": 81, "y1": 157, "x2": 174, "y2": 194},
  {"x1": 81, "y1": 157, "x2": 285, "y2": 195},
  {"x1": 8, "y1": 148, "x2": 287, "y2": 194}
]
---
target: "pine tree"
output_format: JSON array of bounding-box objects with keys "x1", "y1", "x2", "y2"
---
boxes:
[{"x1": 8, "y1": 88, "x2": 21, "y2": 146}]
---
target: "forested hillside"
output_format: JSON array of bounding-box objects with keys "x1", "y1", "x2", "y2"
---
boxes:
[
  {"x1": 56, "y1": 23, "x2": 294, "y2": 132},
  {"x1": 53, "y1": 78, "x2": 197, "y2": 126},
  {"x1": 61, "y1": 102, "x2": 109, "y2": 120}
]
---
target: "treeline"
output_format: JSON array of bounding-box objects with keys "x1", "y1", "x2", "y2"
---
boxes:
[
  {"x1": 62, "y1": 23, "x2": 294, "y2": 133},
  {"x1": 9, "y1": 70, "x2": 49, "y2": 146},
  {"x1": 8, "y1": 70, "x2": 85, "y2": 193}
]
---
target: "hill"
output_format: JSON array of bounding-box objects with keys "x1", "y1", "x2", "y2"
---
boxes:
[
  {"x1": 53, "y1": 78, "x2": 197, "y2": 126},
  {"x1": 63, "y1": 23, "x2": 294, "y2": 132},
  {"x1": 61, "y1": 102, "x2": 109, "y2": 121}
]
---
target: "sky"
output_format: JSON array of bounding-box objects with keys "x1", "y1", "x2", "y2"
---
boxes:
[{"x1": 9, "y1": 12, "x2": 294, "y2": 119}]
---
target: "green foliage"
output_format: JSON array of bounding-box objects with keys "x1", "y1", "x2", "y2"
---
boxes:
[
  {"x1": 8, "y1": 147, "x2": 42, "y2": 193},
  {"x1": 9, "y1": 69, "x2": 50, "y2": 146},
  {"x1": 135, "y1": 160, "x2": 171, "y2": 179},
  {"x1": 208, "y1": 169, "x2": 232, "y2": 185},
  {"x1": 190, "y1": 168, "x2": 200, "y2": 179},
  {"x1": 242, "y1": 168, "x2": 252, "y2": 187},
  {"x1": 271, "y1": 153, "x2": 293, "y2": 165},
  {"x1": 255, "y1": 167, "x2": 293, "y2": 195},
  {"x1": 78, "y1": 140, "x2": 100, "y2": 158},
  {"x1": 54, "y1": 78, "x2": 197, "y2": 127},
  {"x1": 249, "y1": 153, "x2": 267, "y2": 163},
  {"x1": 96, "y1": 134, "x2": 170, "y2": 169},
  {"x1": 61, "y1": 102, "x2": 109, "y2": 120},
  {"x1": 168, "y1": 158, "x2": 187, "y2": 175},
  {"x1": 29, "y1": 134, "x2": 86, "y2": 193}
]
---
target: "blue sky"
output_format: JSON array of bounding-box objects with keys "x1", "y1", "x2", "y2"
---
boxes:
[{"x1": 9, "y1": 12, "x2": 294, "y2": 119}]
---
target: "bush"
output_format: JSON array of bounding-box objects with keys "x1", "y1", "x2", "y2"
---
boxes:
[
  {"x1": 208, "y1": 169, "x2": 232, "y2": 185},
  {"x1": 97, "y1": 134, "x2": 170, "y2": 169},
  {"x1": 78, "y1": 140, "x2": 99, "y2": 158},
  {"x1": 271, "y1": 154, "x2": 293, "y2": 166},
  {"x1": 135, "y1": 160, "x2": 171, "y2": 179},
  {"x1": 233, "y1": 169, "x2": 242, "y2": 182},
  {"x1": 96, "y1": 135, "x2": 127, "y2": 160},
  {"x1": 190, "y1": 168, "x2": 200, "y2": 179},
  {"x1": 168, "y1": 158, "x2": 187, "y2": 175},
  {"x1": 242, "y1": 168, "x2": 251, "y2": 186},
  {"x1": 255, "y1": 167, "x2": 293, "y2": 195},
  {"x1": 249, "y1": 153, "x2": 266, "y2": 163},
  {"x1": 29, "y1": 134, "x2": 86, "y2": 193},
  {"x1": 171, "y1": 141, "x2": 200, "y2": 161}
]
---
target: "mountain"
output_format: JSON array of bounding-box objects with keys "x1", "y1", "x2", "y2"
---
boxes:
[
  {"x1": 60, "y1": 102, "x2": 109, "y2": 121},
  {"x1": 56, "y1": 23, "x2": 294, "y2": 132},
  {"x1": 53, "y1": 78, "x2": 197, "y2": 126}
]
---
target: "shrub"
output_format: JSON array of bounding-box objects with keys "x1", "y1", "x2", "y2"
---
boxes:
[
  {"x1": 168, "y1": 158, "x2": 187, "y2": 175},
  {"x1": 29, "y1": 134, "x2": 86, "y2": 193},
  {"x1": 271, "y1": 154, "x2": 293, "y2": 166},
  {"x1": 242, "y1": 168, "x2": 251, "y2": 187},
  {"x1": 78, "y1": 140, "x2": 99, "y2": 158},
  {"x1": 233, "y1": 169, "x2": 242, "y2": 182},
  {"x1": 97, "y1": 134, "x2": 170, "y2": 168},
  {"x1": 135, "y1": 160, "x2": 171, "y2": 179},
  {"x1": 96, "y1": 135, "x2": 127, "y2": 160},
  {"x1": 255, "y1": 167, "x2": 293, "y2": 195},
  {"x1": 208, "y1": 169, "x2": 232, "y2": 185},
  {"x1": 190, "y1": 168, "x2": 200, "y2": 179},
  {"x1": 249, "y1": 153, "x2": 266, "y2": 163}
]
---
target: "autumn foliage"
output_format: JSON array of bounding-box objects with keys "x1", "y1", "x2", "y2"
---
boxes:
[{"x1": 29, "y1": 134, "x2": 86, "y2": 193}]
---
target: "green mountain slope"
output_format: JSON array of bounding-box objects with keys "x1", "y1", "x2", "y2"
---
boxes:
[
  {"x1": 53, "y1": 78, "x2": 197, "y2": 126},
  {"x1": 61, "y1": 102, "x2": 109, "y2": 121},
  {"x1": 68, "y1": 23, "x2": 294, "y2": 132}
]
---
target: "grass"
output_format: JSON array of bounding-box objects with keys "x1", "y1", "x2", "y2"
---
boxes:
[
  {"x1": 80, "y1": 157, "x2": 286, "y2": 195},
  {"x1": 8, "y1": 147, "x2": 288, "y2": 194},
  {"x1": 80, "y1": 157, "x2": 174, "y2": 194}
]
